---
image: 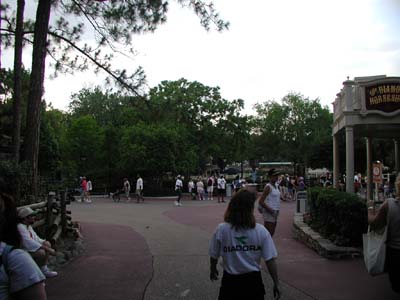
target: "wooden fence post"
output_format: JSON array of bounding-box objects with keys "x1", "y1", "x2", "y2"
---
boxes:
[
  {"x1": 46, "y1": 192, "x2": 55, "y2": 239},
  {"x1": 60, "y1": 190, "x2": 67, "y2": 235}
]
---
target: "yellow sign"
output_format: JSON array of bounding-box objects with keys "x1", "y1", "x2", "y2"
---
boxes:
[{"x1": 366, "y1": 83, "x2": 400, "y2": 113}]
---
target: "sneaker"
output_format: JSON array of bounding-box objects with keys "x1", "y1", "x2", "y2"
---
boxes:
[
  {"x1": 174, "y1": 201, "x2": 179, "y2": 206},
  {"x1": 41, "y1": 266, "x2": 58, "y2": 278},
  {"x1": 84, "y1": 199, "x2": 92, "y2": 203},
  {"x1": 77, "y1": 199, "x2": 82, "y2": 203},
  {"x1": 178, "y1": 202, "x2": 182, "y2": 206}
]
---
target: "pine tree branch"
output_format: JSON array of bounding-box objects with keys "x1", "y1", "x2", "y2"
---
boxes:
[{"x1": 47, "y1": 30, "x2": 143, "y2": 98}]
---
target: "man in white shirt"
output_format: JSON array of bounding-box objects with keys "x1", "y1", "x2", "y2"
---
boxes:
[
  {"x1": 136, "y1": 175, "x2": 144, "y2": 203},
  {"x1": 217, "y1": 175, "x2": 227, "y2": 203},
  {"x1": 17, "y1": 207, "x2": 58, "y2": 278},
  {"x1": 175, "y1": 175, "x2": 183, "y2": 206}
]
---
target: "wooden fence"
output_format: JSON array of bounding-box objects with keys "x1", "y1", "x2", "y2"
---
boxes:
[{"x1": 17, "y1": 191, "x2": 75, "y2": 244}]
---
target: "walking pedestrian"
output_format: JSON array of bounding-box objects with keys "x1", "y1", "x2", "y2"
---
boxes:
[
  {"x1": 196, "y1": 177, "x2": 205, "y2": 201},
  {"x1": 79, "y1": 176, "x2": 87, "y2": 202},
  {"x1": 232, "y1": 175, "x2": 242, "y2": 194},
  {"x1": 257, "y1": 168, "x2": 281, "y2": 237},
  {"x1": 175, "y1": 175, "x2": 183, "y2": 206},
  {"x1": 136, "y1": 175, "x2": 144, "y2": 203},
  {"x1": 207, "y1": 175, "x2": 215, "y2": 200},
  {"x1": 217, "y1": 175, "x2": 227, "y2": 203},
  {"x1": 367, "y1": 172, "x2": 400, "y2": 294},
  {"x1": 209, "y1": 189, "x2": 281, "y2": 300},
  {"x1": 188, "y1": 178, "x2": 196, "y2": 200},
  {"x1": 86, "y1": 177, "x2": 93, "y2": 203},
  {"x1": 123, "y1": 178, "x2": 131, "y2": 202}
]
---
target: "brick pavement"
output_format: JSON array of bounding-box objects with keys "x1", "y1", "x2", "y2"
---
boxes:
[{"x1": 46, "y1": 196, "x2": 398, "y2": 300}]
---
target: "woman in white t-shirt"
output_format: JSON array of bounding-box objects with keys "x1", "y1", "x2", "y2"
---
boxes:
[
  {"x1": 0, "y1": 193, "x2": 46, "y2": 300},
  {"x1": 258, "y1": 168, "x2": 282, "y2": 237},
  {"x1": 209, "y1": 189, "x2": 281, "y2": 300}
]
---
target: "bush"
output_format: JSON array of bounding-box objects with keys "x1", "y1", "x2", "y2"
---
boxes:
[
  {"x1": 307, "y1": 187, "x2": 368, "y2": 247},
  {"x1": 0, "y1": 160, "x2": 36, "y2": 205}
]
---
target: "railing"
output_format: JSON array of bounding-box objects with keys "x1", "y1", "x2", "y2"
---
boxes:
[{"x1": 18, "y1": 191, "x2": 75, "y2": 244}]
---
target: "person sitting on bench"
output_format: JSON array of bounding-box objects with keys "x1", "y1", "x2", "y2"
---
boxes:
[{"x1": 17, "y1": 207, "x2": 58, "y2": 278}]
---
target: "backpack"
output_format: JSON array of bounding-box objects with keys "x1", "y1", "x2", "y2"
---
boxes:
[{"x1": 207, "y1": 178, "x2": 213, "y2": 186}]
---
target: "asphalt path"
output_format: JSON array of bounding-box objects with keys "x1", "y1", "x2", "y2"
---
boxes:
[{"x1": 46, "y1": 196, "x2": 398, "y2": 300}]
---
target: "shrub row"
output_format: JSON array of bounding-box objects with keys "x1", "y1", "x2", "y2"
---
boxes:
[{"x1": 306, "y1": 187, "x2": 368, "y2": 247}]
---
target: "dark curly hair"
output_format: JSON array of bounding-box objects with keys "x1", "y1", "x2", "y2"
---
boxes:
[
  {"x1": 224, "y1": 189, "x2": 256, "y2": 230},
  {"x1": 0, "y1": 192, "x2": 21, "y2": 247}
]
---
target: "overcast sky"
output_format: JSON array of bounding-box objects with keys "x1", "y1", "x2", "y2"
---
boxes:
[{"x1": 2, "y1": 0, "x2": 400, "y2": 114}]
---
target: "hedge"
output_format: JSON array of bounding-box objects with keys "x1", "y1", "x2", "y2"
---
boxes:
[{"x1": 307, "y1": 187, "x2": 368, "y2": 247}]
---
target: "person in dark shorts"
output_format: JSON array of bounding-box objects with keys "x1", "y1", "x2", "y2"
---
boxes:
[
  {"x1": 217, "y1": 175, "x2": 227, "y2": 203},
  {"x1": 209, "y1": 189, "x2": 281, "y2": 300}
]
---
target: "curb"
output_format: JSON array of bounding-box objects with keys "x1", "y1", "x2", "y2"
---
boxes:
[{"x1": 292, "y1": 213, "x2": 362, "y2": 259}]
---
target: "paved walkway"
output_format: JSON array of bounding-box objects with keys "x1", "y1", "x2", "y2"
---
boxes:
[{"x1": 46, "y1": 196, "x2": 398, "y2": 299}]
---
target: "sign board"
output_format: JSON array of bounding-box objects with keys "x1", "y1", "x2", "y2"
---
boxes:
[
  {"x1": 365, "y1": 83, "x2": 400, "y2": 113},
  {"x1": 372, "y1": 163, "x2": 383, "y2": 184}
]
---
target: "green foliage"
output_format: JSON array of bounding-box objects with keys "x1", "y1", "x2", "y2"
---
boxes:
[
  {"x1": 63, "y1": 115, "x2": 104, "y2": 177},
  {"x1": 307, "y1": 187, "x2": 368, "y2": 247},
  {"x1": 252, "y1": 93, "x2": 333, "y2": 168},
  {"x1": 146, "y1": 78, "x2": 250, "y2": 170},
  {"x1": 0, "y1": 160, "x2": 34, "y2": 204},
  {"x1": 0, "y1": 68, "x2": 30, "y2": 140}
]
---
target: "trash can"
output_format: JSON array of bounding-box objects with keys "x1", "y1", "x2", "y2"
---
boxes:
[
  {"x1": 226, "y1": 184, "x2": 232, "y2": 197},
  {"x1": 296, "y1": 191, "x2": 307, "y2": 213}
]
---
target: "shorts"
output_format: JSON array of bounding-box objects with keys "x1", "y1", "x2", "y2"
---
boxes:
[
  {"x1": 218, "y1": 188, "x2": 225, "y2": 196},
  {"x1": 136, "y1": 189, "x2": 143, "y2": 196},
  {"x1": 207, "y1": 186, "x2": 214, "y2": 193},
  {"x1": 218, "y1": 271, "x2": 265, "y2": 300},
  {"x1": 262, "y1": 209, "x2": 279, "y2": 223}
]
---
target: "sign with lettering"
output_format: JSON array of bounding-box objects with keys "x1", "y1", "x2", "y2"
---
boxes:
[
  {"x1": 372, "y1": 162, "x2": 382, "y2": 184},
  {"x1": 365, "y1": 83, "x2": 400, "y2": 113}
]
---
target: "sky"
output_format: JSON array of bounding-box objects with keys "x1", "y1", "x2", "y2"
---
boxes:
[{"x1": 2, "y1": 0, "x2": 400, "y2": 114}]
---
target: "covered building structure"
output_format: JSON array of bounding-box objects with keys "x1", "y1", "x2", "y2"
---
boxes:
[{"x1": 332, "y1": 75, "x2": 400, "y2": 199}]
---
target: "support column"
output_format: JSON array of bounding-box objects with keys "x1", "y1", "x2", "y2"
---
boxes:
[
  {"x1": 333, "y1": 134, "x2": 340, "y2": 188},
  {"x1": 345, "y1": 126, "x2": 355, "y2": 193},
  {"x1": 395, "y1": 139, "x2": 399, "y2": 175},
  {"x1": 366, "y1": 137, "x2": 372, "y2": 201}
]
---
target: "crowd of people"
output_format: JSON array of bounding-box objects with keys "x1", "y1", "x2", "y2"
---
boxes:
[{"x1": 2, "y1": 167, "x2": 399, "y2": 299}]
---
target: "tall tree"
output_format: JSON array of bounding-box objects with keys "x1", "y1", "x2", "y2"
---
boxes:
[
  {"x1": 1, "y1": 0, "x2": 229, "y2": 197},
  {"x1": 12, "y1": 0, "x2": 25, "y2": 163},
  {"x1": 253, "y1": 93, "x2": 333, "y2": 170},
  {"x1": 24, "y1": 0, "x2": 52, "y2": 196}
]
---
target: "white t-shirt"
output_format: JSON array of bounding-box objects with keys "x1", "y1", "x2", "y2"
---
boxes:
[
  {"x1": 266, "y1": 183, "x2": 281, "y2": 211},
  {"x1": 217, "y1": 178, "x2": 226, "y2": 189},
  {"x1": 175, "y1": 179, "x2": 183, "y2": 190},
  {"x1": 87, "y1": 180, "x2": 92, "y2": 191},
  {"x1": 124, "y1": 180, "x2": 131, "y2": 192},
  {"x1": 0, "y1": 242, "x2": 45, "y2": 299},
  {"x1": 136, "y1": 178, "x2": 143, "y2": 190},
  {"x1": 17, "y1": 224, "x2": 44, "y2": 252},
  {"x1": 209, "y1": 223, "x2": 277, "y2": 275}
]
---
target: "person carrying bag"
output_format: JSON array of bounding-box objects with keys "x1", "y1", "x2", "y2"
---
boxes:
[{"x1": 366, "y1": 172, "x2": 400, "y2": 294}]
